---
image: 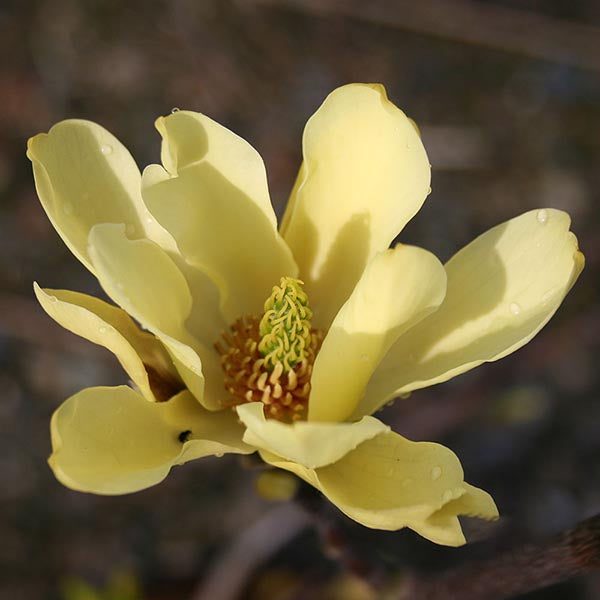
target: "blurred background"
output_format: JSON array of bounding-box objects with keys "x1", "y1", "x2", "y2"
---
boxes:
[{"x1": 1, "y1": 0, "x2": 599, "y2": 598}]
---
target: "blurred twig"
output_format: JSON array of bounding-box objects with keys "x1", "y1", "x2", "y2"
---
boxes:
[
  {"x1": 251, "y1": 0, "x2": 600, "y2": 71},
  {"x1": 190, "y1": 503, "x2": 310, "y2": 600},
  {"x1": 395, "y1": 514, "x2": 600, "y2": 599},
  {"x1": 295, "y1": 483, "x2": 386, "y2": 587},
  {"x1": 296, "y1": 484, "x2": 600, "y2": 599}
]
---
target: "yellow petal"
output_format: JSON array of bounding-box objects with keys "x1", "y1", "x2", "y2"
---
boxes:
[
  {"x1": 26, "y1": 119, "x2": 174, "y2": 273},
  {"x1": 156, "y1": 390, "x2": 254, "y2": 463},
  {"x1": 142, "y1": 110, "x2": 297, "y2": 321},
  {"x1": 309, "y1": 245, "x2": 446, "y2": 422},
  {"x1": 34, "y1": 284, "x2": 176, "y2": 402},
  {"x1": 88, "y1": 223, "x2": 227, "y2": 410},
  {"x1": 410, "y1": 483, "x2": 498, "y2": 546},
  {"x1": 281, "y1": 84, "x2": 431, "y2": 328},
  {"x1": 361, "y1": 209, "x2": 584, "y2": 416},
  {"x1": 49, "y1": 386, "x2": 252, "y2": 494},
  {"x1": 260, "y1": 431, "x2": 495, "y2": 545},
  {"x1": 236, "y1": 402, "x2": 388, "y2": 469}
]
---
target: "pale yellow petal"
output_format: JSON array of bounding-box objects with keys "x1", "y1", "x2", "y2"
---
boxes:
[
  {"x1": 34, "y1": 284, "x2": 177, "y2": 402},
  {"x1": 49, "y1": 386, "x2": 252, "y2": 494},
  {"x1": 26, "y1": 119, "x2": 174, "y2": 273},
  {"x1": 361, "y1": 209, "x2": 584, "y2": 416},
  {"x1": 236, "y1": 402, "x2": 388, "y2": 469},
  {"x1": 157, "y1": 390, "x2": 254, "y2": 463},
  {"x1": 410, "y1": 483, "x2": 498, "y2": 546},
  {"x1": 88, "y1": 223, "x2": 227, "y2": 410},
  {"x1": 309, "y1": 245, "x2": 446, "y2": 422},
  {"x1": 281, "y1": 84, "x2": 431, "y2": 328},
  {"x1": 260, "y1": 431, "x2": 494, "y2": 545},
  {"x1": 142, "y1": 110, "x2": 297, "y2": 321},
  {"x1": 49, "y1": 386, "x2": 184, "y2": 494}
]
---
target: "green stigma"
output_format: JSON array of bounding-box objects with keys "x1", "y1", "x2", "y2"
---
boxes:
[{"x1": 258, "y1": 277, "x2": 313, "y2": 371}]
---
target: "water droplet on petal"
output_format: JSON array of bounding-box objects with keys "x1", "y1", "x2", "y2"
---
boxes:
[
  {"x1": 47, "y1": 296, "x2": 58, "y2": 303},
  {"x1": 215, "y1": 452, "x2": 224, "y2": 458},
  {"x1": 442, "y1": 489, "x2": 454, "y2": 503},
  {"x1": 100, "y1": 144, "x2": 113, "y2": 155},
  {"x1": 509, "y1": 302, "x2": 521, "y2": 315},
  {"x1": 145, "y1": 216, "x2": 154, "y2": 224},
  {"x1": 63, "y1": 203, "x2": 73, "y2": 215},
  {"x1": 431, "y1": 466, "x2": 442, "y2": 480},
  {"x1": 171, "y1": 107, "x2": 180, "y2": 113},
  {"x1": 98, "y1": 326, "x2": 107, "y2": 334},
  {"x1": 536, "y1": 209, "x2": 548, "y2": 224},
  {"x1": 541, "y1": 290, "x2": 554, "y2": 303}
]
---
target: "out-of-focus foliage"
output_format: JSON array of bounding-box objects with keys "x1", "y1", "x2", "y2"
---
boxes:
[{"x1": 61, "y1": 572, "x2": 142, "y2": 600}]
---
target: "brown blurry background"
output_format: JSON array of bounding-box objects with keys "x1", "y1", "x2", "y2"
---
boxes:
[{"x1": 1, "y1": 1, "x2": 599, "y2": 598}]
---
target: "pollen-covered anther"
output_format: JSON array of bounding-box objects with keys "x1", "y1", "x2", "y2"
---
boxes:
[{"x1": 215, "y1": 313, "x2": 323, "y2": 422}]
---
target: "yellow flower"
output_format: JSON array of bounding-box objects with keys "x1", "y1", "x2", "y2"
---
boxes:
[{"x1": 27, "y1": 84, "x2": 583, "y2": 546}]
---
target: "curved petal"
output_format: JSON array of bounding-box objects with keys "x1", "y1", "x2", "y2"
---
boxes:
[
  {"x1": 88, "y1": 223, "x2": 227, "y2": 410},
  {"x1": 49, "y1": 386, "x2": 252, "y2": 494},
  {"x1": 34, "y1": 284, "x2": 178, "y2": 402},
  {"x1": 156, "y1": 390, "x2": 254, "y2": 463},
  {"x1": 410, "y1": 483, "x2": 498, "y2": 546},
  {"x1": 260, "y1": 431, "x2": 497, "y2": 545},
  {"x1": 309, "y1": 245, "x2": 446, "y2": 422},
  {"x1": 281, "y1": 84, "x2": 431, "y2": 328},
  {"x1": 26, "y1": 119, "x2": 175, "y2": 273},
  {"x1": 142, "y1": 110, "x2": 297, "y2": 321},
  {"x1": 236, "y1": 402, "x2": 388, "y2": 469},
  {"x1": 360, "y1": 209, "x2": 584, "y2": 416}
]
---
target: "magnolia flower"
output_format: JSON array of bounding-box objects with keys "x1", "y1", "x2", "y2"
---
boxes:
[{"x1": 28, "y1": 84, "x2": 583, "y2": 546}]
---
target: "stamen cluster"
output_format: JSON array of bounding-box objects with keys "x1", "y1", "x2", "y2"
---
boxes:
[{"x1": 215, "y1": 316, "x2": 322, "y2": 421}]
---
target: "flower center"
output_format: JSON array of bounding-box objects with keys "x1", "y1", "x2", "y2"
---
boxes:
[{"x1": 215, "y1": 277, "x2": 323, "y2": 421}]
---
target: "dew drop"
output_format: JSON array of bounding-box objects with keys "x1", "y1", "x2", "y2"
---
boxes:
[
  {"x1": 442, "y1": 489, "x2": 454, "y2": 503},
  {"x1": 100, "y1": 144, "x2": 113, "y2": 155},
  {"x1": 63, "y1": 203, "x2": 73, "y2": 215},
  {"x1": 145, "y1": 216, "x2": 154, "y2": 224},
  {"x1": 47, "y1": 296, "x2": 58, "y2": 303},
  {"x1": 431, "y1": 466, "x2": 442, "y2": 481},
  {"x1": 215, "y1": 452, "x2": 224, "y2": 458},
  {"x1": 541, "y1": 290, "x2": 554, "y2": 303},
  {"x1": 171, "y1": 107, "x2": 180, "y2": 113},
  {"x1": 98, "y1": 326, "x2": 107, "y2": 334},
  {"x1": 536, "y1": 209, "x2": 548, "y2": 225},
  {"x1": 509, "y1": 302, "x2": 521, "y2": 316}
]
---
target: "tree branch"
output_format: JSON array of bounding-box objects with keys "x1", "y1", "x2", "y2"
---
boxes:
[{"x1": 396, "y1": 514, "x2": 600, "y2": 599}]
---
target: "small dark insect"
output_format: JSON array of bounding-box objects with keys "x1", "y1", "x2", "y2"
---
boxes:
[{"x1": 178, "y1": 430, "x2": 192, "y2": 443}]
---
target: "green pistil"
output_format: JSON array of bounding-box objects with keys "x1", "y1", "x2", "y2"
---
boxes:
[{"x1": 258, "y1": 277, "x2": 313, "y2": 371}]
